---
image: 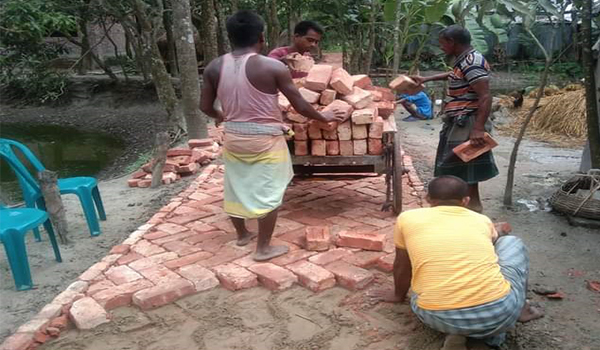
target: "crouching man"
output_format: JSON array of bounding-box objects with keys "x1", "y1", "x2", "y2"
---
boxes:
[{"x1": 371, "y1": 175, "x2": 542, "y2": 349}]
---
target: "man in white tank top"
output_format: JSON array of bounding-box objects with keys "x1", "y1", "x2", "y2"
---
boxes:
[{"x1": 201, "y1": 10, "x2": 345, "y2": 261}]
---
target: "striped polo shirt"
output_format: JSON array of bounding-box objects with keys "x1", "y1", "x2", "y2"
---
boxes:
[{"x1": 444, "y1": 49, "x2": 490, "y2": 117}]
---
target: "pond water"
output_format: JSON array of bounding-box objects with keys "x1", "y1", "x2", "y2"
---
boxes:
[{"x1": 0, "y1": 123, "x2": 125, "y2": 203}]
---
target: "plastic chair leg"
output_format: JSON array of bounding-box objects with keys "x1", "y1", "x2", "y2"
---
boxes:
[
  {"x1": 42, "y1": 219, "x2": 62, "y2": 263},
  {"x1": 1, "y1": 229, "x2": 33, "y2": 291},
  {"x1": 92, "y1": 186, "x2": 106, "y2": 221},
  {"x1": 78, "y1": 190, "x2": 101, "y2": 236},
  {"x1": 24, "y1": 196, "x2": 42, "y2": 242}
]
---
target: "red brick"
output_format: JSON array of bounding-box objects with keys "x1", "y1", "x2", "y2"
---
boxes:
[
  {"x1": 154, "y1": 223, "x2": 188, "y2": 235},
  {"x1": 342, "y1": 87, "x2": 373, "y2": 109},
  {"x1": 337, "y1": 121, "x2": 352, "y2": 141},
  {"x1": 299, "y1": 87, "x2": 321, "y2": 103},
  {"x1": 277, "y1": 227, "x2": 307, "y2": 247},
  {"x1": 167, "y1": 212, "x2": 211, "y2": 226},
  {"x1": 177, "y1": 264, "x2": 220, "y2": 291},
  {"x1": 325, "y1": 261, "x2": 374, "y2": 290},
  {"x1": 271, "y1": 249, "x2": 316, "y2": 266},
  {"x1": 69, "y1": 297, "x2": 110, "y2": 330},
  {"x1": 368, "y1": 138, "x2": 383, "y2": 155},
  {"x1": 1, "y1": 333, "x2": 34, "y2": 350},
  {"x1": 352, "y1": 74, "x2": 372, "y2": 89},
  {"x1": 137, "y1": 265, "x2": 182, "y2": 285},
  {"x1": 48, "y1": 314, "x2": 69, "y2": 331},
  {"x1": 287, "y1": 260, "x2": 336, "y2": 292},
  {"x1": 176, "y1": 162, "x2": 199, "y2": 175},
  {"x1": 78, "y1": 261, "x2": 109, "y2": 282},
  {"x1": 198, "y1": 246, "x2": 249, "y2": 267},
  {"x1": 308, "y1": 122, "x2": 323, "y2": 139},
  {"x1": 127, "y1": 179, "x2": 140, "y2": 187},
  {"x1": 87, "y1": 279, "x2": 116, "y2": 296},
  {"x1": 324, "y1": 141, "x2": 340, "y2": 156},
  {"x1": 162, "y1": 240, "x2": 202, "y2": 256},
  {"x1": 278, "y1": 93, "x2": 291, "y2": 112},
  {"x1": 367, "y1": 86, "x2": 395, "y2": 101},
  {"x1": 342, "y1": 251, "x2": 385, "y2": 268},
  {"x1": 188, "y1": 138, "x2": 213, "y2": 148},
  {"x1": 311, "y1": 140, "x2": 326, "y2": 156},
  {"x1": 46, "y1": 326, "x2": 60, "y2": 337},
  {"x1": 143, "y1": 230, "x2": 171, "y2": 241},
  {"x1": 353, "y1": 140, "x2": 367, "y2": 155},
  {"x1": 191, "y1": 149, "x2": 210, "y2": 163},
  {"x1": 308, "y1": 248, "x2": 351, "y2": 266},
  {"x1": 330, "y1": 68, "x2": 353, "y2": 95},
  {"x1": 117, "y1": 251, "x2": 144, "y2": 265},
  {"x1": 167, "y1": 147, "x2": 192, "y2": 157},
  {"x1": 368, "y1": 117, "x2": 384, "y2": 138},
  {"x1": 128, "y1": 252, "x2": 179, "y2": 271},
  {"x1": 336, "y1": 230, "x2": 385, "y2": 251},
  {"x1": 132, "y1": 278, "x2": 195, "y2": 310},
  {"x1": 105, "y1": 265, "x2": 143, "y2": 285},
  {"x1": 248, "y1": 263, "x2": 298, "y2": 291},
  {"x1": 131, "y1": 239, "x2": 166, "y2": 257},
  {"x1": 320, "y1": 89, "x2": 337, "y2": 105},
  {"x1": 389, "y1": 75, "x2": 422, "y2": 94},
  {"x1": 109, "y1": 244, "x2": 130, "y2": 255},
  {"x1": 377, "y1": 254, "x2": 395, "y2": 272},
  {"x1": 370, "y1": 90, "x2": 383, "y2": 101},
  {"x1": 339, "y1": 140, "x2": 354, "y2": 156},
  {"x1": 131, "y1": 169, "x2": 147, "y2": 179},
  {"x1": 184, "y1": 230, "x2": 224, "y2": 244},
  {"x1": 305, "y1": 226, "x2": 330, "y2": 251},
  {"x1": 33, "y1": 329, "x2": 51, "y2": 344},
  {"x1": 212, "y1": 264, "x2": 258, "y2": 291},
  {"x1": 137, "y1": 179, "x2": 152, "y2": 188},
  {"x1": 287, "y1": 110, "x2": 308, "y2": 123},
  {"x1": 163, "y1": 251, "x2": 213, "y2": 269},
  {"x1": 92, "y1": 279, "x2": 153, "y2": 310},
  {"x1": 162, "y1": 172, "x2": 177, "y2": 184},
  {"x1": 375, "y1": 101, "x2": 395, "y2": 118},
  {"x1": 293, "y1": 123, "x2": 308, "y2": 141},
  {"x1": 351, "y1": 107, "x2": 377, "y2": 124},
  {"x1": 294, "y1": 141, "x2": 309, "y2": 156},
  {"x1": 232, "y1": 254, "x2": 259, "y2": 268},
  {"x1": 305, "y1": 64, "x2": 333, "y2": 91},
  {"x1": 186, "y1": 221, "x2": 217, "y2": 233}
]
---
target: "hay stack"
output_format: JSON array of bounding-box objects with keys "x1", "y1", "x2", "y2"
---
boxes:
[{"x1": 530, "y1": 90, "x2": 587, "y2": 138}]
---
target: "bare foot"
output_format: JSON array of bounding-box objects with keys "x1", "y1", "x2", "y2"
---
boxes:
[
  {"x1": 441, "y1": 335, "x2": 467, "y2": 350},
  {"x1": 236, "y1": 232, "x2": 257, "y2": 246},
  {"x1": 518, "y1": 302, "x2": 544, "y2": 323},
  {"x1": 253, "y1": 245, "x2": 289, "y2": 261}
]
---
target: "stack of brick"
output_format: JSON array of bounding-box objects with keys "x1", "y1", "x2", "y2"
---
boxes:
[{"x1": 279, "y1": 65, "x2": 397, "y2": 157}]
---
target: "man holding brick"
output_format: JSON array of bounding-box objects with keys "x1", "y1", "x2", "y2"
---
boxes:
[
  {"x1": 371, "y1": 176, "x2": 542, "y2": 350},
  {"x1": 410, "y1": 25, "x2": 498, "y2": 212},
  {"x1": 200, "y1": 11, "x2": 344, "y2": 261},
  {"x1": 268, "y1": 20, "x2": 324, "y2": 78}
]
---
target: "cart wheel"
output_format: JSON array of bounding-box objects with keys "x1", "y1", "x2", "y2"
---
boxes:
[{"x1": 392, "y1": 132, "x2": 404, "y2": 215}]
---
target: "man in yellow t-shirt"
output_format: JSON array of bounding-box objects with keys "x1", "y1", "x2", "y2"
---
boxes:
[{"x1": 371, "y1": 176, "x2": 542, "y2": 350}]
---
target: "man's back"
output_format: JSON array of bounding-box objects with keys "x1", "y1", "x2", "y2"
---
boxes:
[{"x1": 394, "y1": 206, "x2": 510, "y2": 310}]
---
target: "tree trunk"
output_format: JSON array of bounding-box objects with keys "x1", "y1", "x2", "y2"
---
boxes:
[
  {"x1": 200, "y1": 0, "x2": 219, "y2": 65},
  {"x1": 582, "y1": 0, "x2": 600, "y2": 168},
  {"x1": 392, "y1": 0, "x2": 403, "y2": 74},
  {"x1": 363, "y1": 0, "x2": 377, "y2": 73},
  {"x1": 77, "y1": 19, "x2": 94, "y2": 75},
  {"x1": 231, "y1": 0, "x2": 238, "y2": 12},
  {"x1": 162, "y1": 0, "x2": 179, "y2": 76},
  {"x1": 214, "y1": 0, "x2": 231, "y2": 54},
  {"x1": 173, "y1": 0, "x2": 209, "y2": 139},
  {"x1": 267, "y1": 0, "x2": 280, "y2": 52},
  {"x1": 151, "y1": 132, "x2": 170, "y2": 188},
  {"x1": 504, "y1": 29, "x2": 552, "y2": 206},
  {"x1": 409, "y1": 26, "x2": 431, "y2": 75},
  {"x1": 38, "y1": 170, "x2": 69, "y2": 245}
]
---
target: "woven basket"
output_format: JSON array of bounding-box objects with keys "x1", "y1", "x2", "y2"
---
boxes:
[{"x1": 550, "y1": 170, "x2": 600, "y2": 219}]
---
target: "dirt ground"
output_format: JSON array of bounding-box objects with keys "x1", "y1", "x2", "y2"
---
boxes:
[{"x1": 3, "y1": 101, "x2": 600, "y2": 350}]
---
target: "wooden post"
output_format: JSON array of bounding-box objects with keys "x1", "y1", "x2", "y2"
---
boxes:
[
  {"x1": 38, "y1": 170, "x2": 70, "y2": 244},
  {"x1": 151, "y1": 132, "x2": 170, "y2": 188}
]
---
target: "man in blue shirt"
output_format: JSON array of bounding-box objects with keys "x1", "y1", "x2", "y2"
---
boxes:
[{"x1": 398, "y1": 91, "x2": 432, "y2": 122}]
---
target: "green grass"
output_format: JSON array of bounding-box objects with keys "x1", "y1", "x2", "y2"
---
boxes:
[{"x1": 123, "y1": 151, "x2": 153, "y2": 175}]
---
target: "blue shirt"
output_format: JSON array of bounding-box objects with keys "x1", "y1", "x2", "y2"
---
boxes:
[{"x1": 400, "y1": 91, "x2": 432, "y2": 119}]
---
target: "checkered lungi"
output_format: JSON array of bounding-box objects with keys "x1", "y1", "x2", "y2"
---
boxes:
[{"x1": 411, "y1": 236, "x2": 529, "y2": 347}]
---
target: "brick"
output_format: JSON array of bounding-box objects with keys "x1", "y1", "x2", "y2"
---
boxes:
[
  {"x1": 278, "y1": 93, "x2": 291, "y2": 112},
  {"x1": 299, "y1": 87, "x2": 321, "y2": 103},
  {"x1": 37, "y1": 303, "x2": 63, "y2": 320},
  {"x1": 287, "y1": 260, "x2": 336, "y2": 292},
  {"x1": 154, "y1": 223, "x2": 188, "y2": 235},
  {"x1": 49, "y1": 314, "x2": 69, "y2": 331},
  {"x1": 117, "y1": 251, "x2": 144, "y2": 265},
  {"x1": 382, "y1": 116, "x2": 397, "y2": 133},
  {"x1": 129, "y1": 252, "x2": 179, "y2": 271},
  {"x1": 271, "y1": 249, "x2": 316, "y2": 266},
  {"x1": 337, "y1": 121, "x2": 352, "y2": 141},
  {"x1": 319, "y1": 89, "x2": 337, "y2": 105},
  {"x1": 131, "y1": 239, "x2": 166, "y2": 257},
  {"x1": 127, "y1": 179, "x2": 140, "y2": 187},
  {"x1": 367, "y1": 86, "x2": 396, "y2": 101},
  {"x1": 389, "y1": 74, "x2": 422, "y2": 94},
  {"x1": 163, "y1": 251, "x2": 213, "y2": 269},
  {"x1": 143, "y1": 230, "x2": 171, "y2": 241},
  {"x1": 16, "y1": 318, "x2": 50, "y2": 334},
  {"x1": 46, "y1": 326, "x2": 60, "y2": 337},
  {"x1": 342, "y1": 87, "x2": 373, "y2": 109},
  {"x1": 188, "y1": 138, "x2": 213, "y2": 148},
  {"x1": 277, "y1": 228, "x2": 307, "y2": 248},
  {"x1": 92, "y1": 279, "x2": 153, "y2": 310},
  {"x1": 339, "y1": 140, "x2": 354, "y2": 156},
  {"x1": 212, "y1": 263, "x2": 258, "y2": 291},
  {"x1": 326, "y1": 141, "x2": 340, "y2": 156},
  {"x1": 293, "y1": 141, "x2": 308, "y2": 156},
  {"x1": 311, "y1": 140, "x2": 326, "y2": 156},
  {"x1": 87, "y1": 279, "x2": 116, "y2": 296},
  {"x1": 137, "y1": 265, "x2": 182, "y2": 285},
  {"x1": 33, "y1": 330, "x2": 50, "y2": 344},
  {"x1": 162, "y1": 240, "x2": 202, "y2": 256},
  {"x1": 287, "y1": 110, "x2": 308, "y2": 123},
  {"x1": 198, "y1": 246, "x2": 249, "y2": 267},
  {"x1": 308, "y1": 122, "x2": 322, "y2": 139},
  {"x1": 167, "y1": 212, "x2": 210, "y2": 226},
  {"x1": 191, "y1": 149, "x2": 210, "y2": 164},
  {"x1": 69, "y1": 297, "x2": 110, "y2": 330},
  {"x1": 79, "y1": 262, "x2": 109, "y2": 282},
  {"x1": 325, "y1": 261, "x2": 374, "y2": 290},
  {"x1": 177, "y1": 264, "x2": 220, "y2": 291},
  {"x1": 352, "y1": 107, "x2": 377, "y2": 125},
  {"x1": 183, "y1": 230, "x2": 224, "y2": 244},
  {"x1": 232, "y1": 254, "x2": 259, "y2": 268},
  {"x1": 131, "y1": 169, "x2": 147, "y2": 179},
  {"x1": 312, "y1": 120, "x2": 338, "y2": 132},
  {"x1": 352, "y1": 74, "x2": 372, "y2": 89},
  {"x1": 110, "y1": 244, "x2": 130, "y2": 255},
  {"x1": 167, "y1": 147, "x2": 192, "y2": 157},
  {"x1": 367, "y1": 138, "x2": 383, "y2": 155},
  {"x1": 305, "y1": 64, "x2": 333, "y2": 91},
  {"x1": 177, "y1": 162, "x2": 199, "y2": 175},
  {"x1": 336, "y1": 230, "x2": 385, "y2": 251},
  {"x1": 377, "y1": 254, "x2": 395, "y2": 272},
  {"x1": 322, "y1": 99, "x2": 353, "y2": 121},
  {"x1": 293, "y1": 123, "x2": 308, "y2": 140},
  {"x1": 105, "y1": 265, "x2": 143, "y2": 285},
  {"x1": 132, "y1": 278, "x2": 195, "y2": 310},
  {"x1": 162, "y1": 172, "x2": 177, "y2": 185},
  {"x1": 293, "y1": 77, "x2": 306, "y2": 88},
  {"x1": 353, "y1": 140, "x2": 367, "y2": 155},
  {"x1": 137, "y1": 179, "x2": 152, "y2": 188},
  {"x1": 368, "y1": 117, "x2": 384, "y2": 138},
  {"x1": 308, "y1": 248, "x2": 351, "y2": 266},
  {"x1": 330, "y1": 68, "x2": 354, "y2": 95},
  {"x1": 342, "y1": 251, "x2": 385, "y2": 268},
  {"x1": 352, "y1": 123, "x2": 368, "y2": 139},
  {"x1": 305, "y1": 226, "x2": 331, "y2": 251},
  {"x1": 1, "y1": 333, "x2": 34, "y2": 350},
  {"x1": 248, "y1": 263, "x2": 298, "y2": 291},
  {"x1": 322, "y1": 127, "x2": 338, "y2": 140}
]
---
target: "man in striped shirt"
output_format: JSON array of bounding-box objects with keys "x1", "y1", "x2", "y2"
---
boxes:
[{"x1": 411, "y1": 25, "x2": 499, "y2": 212}]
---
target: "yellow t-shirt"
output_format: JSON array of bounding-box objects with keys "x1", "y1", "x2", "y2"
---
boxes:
[{"x1": 394, "y1": 206, "x2": 511, "y2": 311}]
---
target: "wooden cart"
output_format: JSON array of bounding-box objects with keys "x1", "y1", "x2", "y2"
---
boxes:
[{"x1": 292, "y1": 117, "x2": 404, "y2": 214}]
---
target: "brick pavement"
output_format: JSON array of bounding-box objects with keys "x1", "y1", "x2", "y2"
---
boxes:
[{"x1": 2, "y1": 156, "x2": 425, "y2": 350}]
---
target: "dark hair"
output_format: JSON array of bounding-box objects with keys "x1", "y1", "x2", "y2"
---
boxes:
[
  {"x1": 428, "y1": 176, "x2": 469, "y2": 201},
  {"x1": 294, "y1": 20, "x2": 324, "y2": 36},
  {"x1": 226, "y1": 10, "x2": 265, "y2": 48},
  {"x1": 439, "y1": 25, "x2": 471, "y2": 45}
]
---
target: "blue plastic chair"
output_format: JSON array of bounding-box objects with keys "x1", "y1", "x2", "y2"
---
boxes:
[
  {"x1": 0, "y1": 206, "x2": 63, "y2": 290},
  {"x1": 0, "y1": 138, "x2": 106, "y2": 237}
]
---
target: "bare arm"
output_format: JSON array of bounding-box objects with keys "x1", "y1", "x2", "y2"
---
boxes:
[
  {"x1": 393, "y1": 248, "x2": 412, "y2": 302},
  {"x1": 411, "y1": 71, "x2": 452, "y2": 85},
  {"x1": 469, "y1": 79, "x2": 492, "y2": 146},
  {"x1": 200, "y1": 58, "x2": 224, "y2": 123}
]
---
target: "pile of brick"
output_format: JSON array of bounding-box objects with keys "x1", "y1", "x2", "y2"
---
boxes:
[
  {"x1": 127, "y1": 133, "x2": 223, "y2": 188},
  {"x1": 279, "y1": 65, "x2": 397, "y2": 157}
]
